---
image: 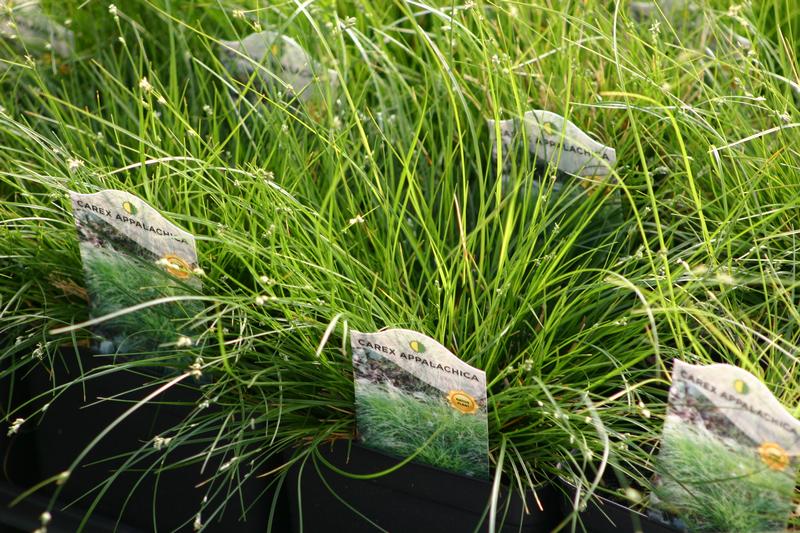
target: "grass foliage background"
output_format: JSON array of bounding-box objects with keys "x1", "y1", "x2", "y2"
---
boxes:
[{"x1": 1, "y1": 0, "x2": 799, "y2": 530}]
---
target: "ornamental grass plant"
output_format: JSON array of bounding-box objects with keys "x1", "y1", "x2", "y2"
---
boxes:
[{"x1": 1, "y1": 0, "x2": 799, "y2": 531}]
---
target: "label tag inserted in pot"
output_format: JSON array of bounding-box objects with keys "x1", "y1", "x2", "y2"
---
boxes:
[
  {"x1": 654, "y1": 360, "x2": 800, "y2": 532},
  {"x1": 70, "y1": 189, "x2": 202, "y2": 356},
  {"x1": 1, "y1": 0, "x2": 73, "y2": 63},
  {"x1": 488, "y1": 110, "x2": 616, "y2": 188},
  {"x1": 523, "y1": 110, "x2": 616, "y2": 178},
  {"x1": 351, "y1": 329, "x2": 489, "y2": 479},
  {"x1": 219, "y1": 30, "x2": 339, "y2": 106}
]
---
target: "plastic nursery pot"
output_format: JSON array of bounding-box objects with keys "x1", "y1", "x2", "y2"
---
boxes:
[
  {"x1": 1, "y1": 342, "x2": 47, "y2": 533},
  {"x1": 286, "y1": 439, "x2": 563, "y2": 533},
  {"x1": 6, "y1": 348, "x2": 290, "y2": 533},
  {"x1": 1, "y1": 352, "x2": 38, "y2": 489},
  {"x1": 559, "y1": 478, "x2": 686, "y2": 533}
]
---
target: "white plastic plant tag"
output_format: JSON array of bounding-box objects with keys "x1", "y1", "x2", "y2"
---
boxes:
[
  {"x1": 629, "y1": 1, "x2": 752, "y2": 53},
  {"x1": 70, "y1": 190, "x2": 202, "y2": 356},
  {"x1": 487, "y1": 117, "x2": 516, "y2": 181},
  {"x1": 0, "y1": 0, "x2": 73, "y2": 58},
  {"x1": 486, "y1": 111, "x2": 616, "y2": 195},
  {"x1": 629, "y1": 0, "x2": 686, "y2": 22},
  {"x1": 654, "y1": 360, "x2": 800, "y2": 532},
  {"x1": 628, "y1": 1, "x2": 656, "y2": 20},
  {"x1": 218, "y1": 30, "x2": 339, "y2": 105},
  {"x1": 522, "y1": 110, "x2": 616, "y2": 179},
  {"x1": 351, "y1": 329, "x2": 489, "y2": 479}
]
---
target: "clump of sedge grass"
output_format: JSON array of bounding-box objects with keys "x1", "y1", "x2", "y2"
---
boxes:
[{"x1": 0, "y1": 0, "x2": 799, "y2": 531}]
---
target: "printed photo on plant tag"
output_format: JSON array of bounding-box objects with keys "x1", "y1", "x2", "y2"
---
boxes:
[
  {"x1": 653, "y1": 360, "x2": 800, "y2": 533},
  {"x1": 351, "y1": 329, "x2": 489, "y2": 479},
  {"x1": 70, "y1": 190, "x2": 202, "y2": 357},
  {"x1": 218, "y1": 30, "x2": 339, "y2": 108}
]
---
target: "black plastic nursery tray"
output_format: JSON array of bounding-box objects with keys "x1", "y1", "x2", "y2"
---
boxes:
[
  {"x1": 2, "y1": 349, "x2": 289, "y2": 532},
  {"x1": 560, "y1": 479, "x2": 686, "y2": 533},
  {"x1": 286, "y1": 440, "x2": 562, "y2": 533},
  {"x1": 0, "y1": 478, "x2": 146, "y2": 533}
]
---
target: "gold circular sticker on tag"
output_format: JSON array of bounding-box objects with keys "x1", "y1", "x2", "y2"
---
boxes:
[
  {"x1": 162, "y1": 254, "x2": 191, "y2": 279},
  {"x1": 758, "y1": 442, "x2": 789, "y2": 471},
  {"x1": 447, "y1": 390, "x2": 478, "y2": 414}
]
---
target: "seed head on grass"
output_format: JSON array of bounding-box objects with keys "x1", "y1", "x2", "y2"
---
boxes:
[
  {"x1": 7, "y1": 417, "x2": 24, "y2": 436},
  {"x1": 138, "y1": 77, "x2": 152, "y2": 92}
]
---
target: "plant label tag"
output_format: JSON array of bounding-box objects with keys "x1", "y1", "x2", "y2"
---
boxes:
[
  {"x1": 351, "y1": 329, "x2": 489, "y2": 479},
  {"x1": 629, "y1": 0, "x2": 686, "y2": 22},
  {"x1": 0, "y1": 0, "x2": 74, "y2": 58},
  {"x1": 70, "y1": 190, "x2": 202, "y2": 356},
  {"x1": 487, "y1": 117, "x2": 517, "y2": 179},
  {"x1": 522, "y1": 110, "x2": 616, "y2": 178},
  {"x1": 628, "y1": 1, "x2": 752, "y2": 53},
  {"x1": 487, "y1": 111, "x2": 616, "y2": 195},
  {"x1": 219, "y1": 30, "x2": 339, "y2": 105},
  {"x1": 654, "y1": 360, "x2": 800, "y2": 532}
]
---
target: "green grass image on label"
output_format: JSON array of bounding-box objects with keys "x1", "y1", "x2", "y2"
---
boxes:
[
  {"x1": 654, "y1": 424, "x2": 796, "y2": 533},
  {"x1": 355, "y1": 381, "x2": 489, "y2": 479}
]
